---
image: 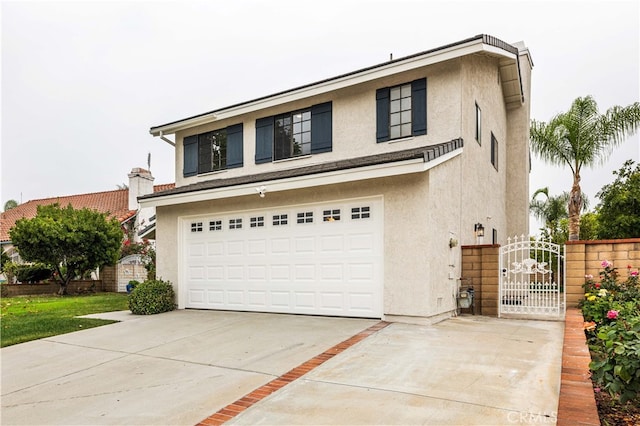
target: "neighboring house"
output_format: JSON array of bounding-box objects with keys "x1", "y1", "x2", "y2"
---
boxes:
[
  {"x1": 0, "y1": 168, "x2": 174, "y2": 267},
  {"x1": 140, "y1": 34, "x2": 533, "y2": 323}
]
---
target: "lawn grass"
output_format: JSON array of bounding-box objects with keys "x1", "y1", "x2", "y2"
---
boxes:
[{"x1": 0, "y1": 293, "x2": 129, "y2": 347}]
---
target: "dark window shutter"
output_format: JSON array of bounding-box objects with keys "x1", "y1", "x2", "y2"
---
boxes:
[
  {"x1": 376, "y1": 87, "x2": 390, "y2": 143},
  {"x1": 310, "y1": 102, "x2": 332, "y2": 154},
  {"x1": 255, "y1": 116, "x2": 274, "y2": 164},
  {"x1": 412, "y1": 78, "x2": 427, "y2": 135},
  {"x1": 183, "y1": 135, "x2": 198, "y2": 177},
  {"x1": 226, "y1": 123, "x2": 243, "y2": 169}
]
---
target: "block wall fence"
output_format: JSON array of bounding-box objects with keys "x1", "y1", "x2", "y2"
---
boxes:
[{"x1": 461, "y1": 238, "x2": 640, "y2": 316}]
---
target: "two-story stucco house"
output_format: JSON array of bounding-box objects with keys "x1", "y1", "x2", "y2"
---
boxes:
[{"x1": 140, "y1": 34, "x2": 533, "y2": 324}]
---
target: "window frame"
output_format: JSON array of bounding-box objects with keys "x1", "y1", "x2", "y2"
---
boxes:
[
  {"x1": 475, "y1": 103, "x2": 482, "y2": 145},
  {"x1": 183, "y1": 123, "x2": 243, "y2": 177},
  {"x1": 255, "y1": 102, "x2": 332, "y2": 164},
  {"x1": 274, "y1": 109, "x2": 312, "y2": 161},
  {"x1": 491, "y1": 132, "x2": 498, "y2": 171},
  {"x1": 376, "y1": 78, "x2": 426, "y2": 143}
]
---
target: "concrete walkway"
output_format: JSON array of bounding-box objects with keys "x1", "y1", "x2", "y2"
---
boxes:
[{"x1": 1, "y1": 311, "x2": 563, "y2": 425}]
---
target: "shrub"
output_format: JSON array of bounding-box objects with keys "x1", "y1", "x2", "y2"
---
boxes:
[
  {"x1": 582, "y1": 261, "x2": 640, "y2": 403},
  {"x1": 128, "y1": 279, "x2": 176, "y2": 315},
  {"x1": 14, "y1": 263, "x2": 53, "y2": 283}
]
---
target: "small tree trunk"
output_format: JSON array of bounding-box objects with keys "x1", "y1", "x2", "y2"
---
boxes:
[
  {"x1": 57, "y1": 284, "x2": 68, "y2": 296},
  {"x1": 568, "y1": 176, "x2": 582, "y2": 241}
]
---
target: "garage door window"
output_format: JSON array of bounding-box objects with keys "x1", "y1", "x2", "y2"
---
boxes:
[
  {"x1": 250, "y1": 216, "x2": 265, "y2": 228},
  {"x1": 273, "y1": 214, "x2": 288, "y2": 226},
  {"x1": 229, "y1": 218, "x2": 242, "y2": 229},
  {"x1": 297, "y1": 212, "x2": 313, "y2": 224},
  {"x1": 209, "y1": 220, "x2": 222, "y2": 231},
  {"x1": 191, "y1": 222, "x2": 203, "y2": 232},
  {"x1": 323, "y1": 209, "x2": 341, "y2": 222},
  {"x1": 351, "y1": 206, "x2": 371, "y2": 219}
]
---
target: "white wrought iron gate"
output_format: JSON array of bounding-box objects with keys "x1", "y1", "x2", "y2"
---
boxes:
[{"x1": 499, "y1": 235, "x2": 565, "y2": 319}]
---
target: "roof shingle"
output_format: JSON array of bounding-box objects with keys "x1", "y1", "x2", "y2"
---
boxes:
[{"x1": 1, "y1": 184, "x2": 174, "y2": 243}]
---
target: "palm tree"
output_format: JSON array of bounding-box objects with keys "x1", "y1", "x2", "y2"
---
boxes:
[
  {"x1": 530, "y1": 96, "x2": 640, "y2": 240},
  {"x1": 530, "y1": 187, "x2": 588, "y2": 243}
]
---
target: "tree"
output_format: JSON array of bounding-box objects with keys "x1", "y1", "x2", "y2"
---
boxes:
[
  {"x1": 530, "y1": 96, "x2": 640, "y2": 240},
  {"x1": 530, "y1": 187, "x2": 588, "y2": 244},
  {"x1": 9, "y1": 204, "x2": 123, "y2": 295},
  {"x1": 3, "y1": 199, "x2": 18, "y2": 211},
  {"x1": 595, "y1": 160, "x2": 640, "y2": 239}
]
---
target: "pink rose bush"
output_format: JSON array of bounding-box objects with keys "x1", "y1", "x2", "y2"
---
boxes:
[{"x1": 581, "y1": 261, "x2": 640, "y2": 403}]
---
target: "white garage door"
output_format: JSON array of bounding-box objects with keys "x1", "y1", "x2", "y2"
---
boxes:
[{"x1": 182, "y1": 197, "x2": 383, "y2": 318}]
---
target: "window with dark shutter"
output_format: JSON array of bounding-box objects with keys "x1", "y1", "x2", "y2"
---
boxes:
[
  {"x1": 184, "y1": 123, "x2": 243, "y2": 176},
  {"x1": 255, "y1": 116, "x2": 274, "y2": 164},
  {"x1": 255, "y1": 102, "x2": 332, "y2": 163},
  {"x1": 376, "y1": 78, "x2": 427, "y2": 143},
  {"x1": 226, "y1": 123, "x2": 243, "y2": 169},
  {"x1": 183, "y1": 135, "x2": 198, "y2": 177},
  {"x1": 311, "y1": 102, "x2": 332, "y2": 153}
]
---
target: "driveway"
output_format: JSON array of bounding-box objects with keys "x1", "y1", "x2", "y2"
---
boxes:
[{"x1": 1, "y1": 311, "x2": 563, "y2": 425}]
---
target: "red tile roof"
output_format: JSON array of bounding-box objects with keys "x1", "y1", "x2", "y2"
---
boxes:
[{"x1": 1, "y1": 184, "x2": 174, "y2": 243}]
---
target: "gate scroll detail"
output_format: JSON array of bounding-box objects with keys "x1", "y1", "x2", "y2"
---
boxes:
[{"x1": 499, "y1": 235, "x2": 565, "y2": 319}]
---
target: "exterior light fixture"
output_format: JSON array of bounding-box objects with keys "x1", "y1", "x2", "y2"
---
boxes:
[
  {"x1": 255, "y1": 186, "x2": 267, "y2": 198},
  {"x1": 474, "y1": 223, "x2": 485, "y2": 244}
]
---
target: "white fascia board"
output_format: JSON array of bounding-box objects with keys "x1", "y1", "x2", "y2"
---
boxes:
[
  {"x1": 150, "y1": 38, "x2": 507, "y2": 136},
  {"x1": 139, "y1": 148, "x2": 462, "y2": 209}
]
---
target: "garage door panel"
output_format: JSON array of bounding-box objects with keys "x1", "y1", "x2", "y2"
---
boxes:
[
  {"x1": 294, "y1": 292, "x2": 316, "y2": 309},
  {"x1": 227, "y1": 240, "x2": 244, "y2": 255},
  {"x1": 320, "y1": 263, "x2": 344, "y2": 280},
  {"x1": 270, "y1": 291, "x2": 291, "y2": 308},
  {"x1": 207, "y1": 290, "x2": 224, "y2": 305},
  {"x1": 320, "y1": 234, "x2": 344, "y2": 252},
  {"x1": 248, "y1": 265, "x2": 267, "y2": 281},
  {"x1": 294, "y1": 236, "x2": 315, "y2": 253},
  {"x1": 188, "y1": 242, "x2": 206, "y2": 257},
  {"x1": 227, "y1": 266, "x2": 244, "y2": 280},
  {"x1": 207, "y1": 266, "x2": 224, "y2": 281},
  {"x1": 227, "y1": 290, "x2": 244, "y2": 306},
  {"x1": 270, "y1": 238, "x2": 291, "y2": 254},
  {"x1": 183, "y1": 198, "x2": 382, "y2": 318},
  {"x1": 188, "y1": 289, "x2": 206, "y2": 304},
  {"x1": 188, "y1": 266, "x2": 205, "y2": 280},
  {"x1": 271, "y1": 264, "x2": 291, "y2": 280},
  {"x1": 247, "y1": 291, "x2": 267, "y2": 307},
  {"x1": 207, "y1": 242, "x2": 224, "y2": 256}
]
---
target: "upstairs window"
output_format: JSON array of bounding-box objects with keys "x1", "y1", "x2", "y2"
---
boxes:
[
  {"x1": 491, "y1": 132, "x2": 498, "y2": 170},
  {"x1": 376, "y1": 78, "x2": 426, "y2": 142},
  {"x1": 183, "y1": 123, "x2": 243, "y2": 177},
  {"x1": 475, "y1": 103, "x2": 482, "y2": 145},
  {"x1": 390, "y1": 84, "x2": 412, "y2": 139},
  {"x1": 255, "y1": 102, "x2": 332, "y2": 164},
  {"x1": 199, "y1": 129, "x2": 226, "y2": 173},
  {"x1": 274, "y1": 110, "x2": 311, "y2": 160}
]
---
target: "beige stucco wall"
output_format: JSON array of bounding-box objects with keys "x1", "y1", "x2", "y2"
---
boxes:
[
  {"x1": 458, "y1": 54, "x2": 509, "y2": 244},
  {"x1": 156, "y1": 46, "x2": 531, "y2": 322},
  {"x1": 173, "y1": 60, "x2": 463, "y2": 188},
  {"x1": 157, "y1": 155, "x2": 465, "y2": 320},
  {"x1": 505, "y1": 51, "x2": 533, "y2": 238}
]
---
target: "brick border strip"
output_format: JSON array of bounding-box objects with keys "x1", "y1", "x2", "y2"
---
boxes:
[
  {"x1": 556, "y1": 308, "x2": 600, "y2": 426},
  {"x1": 197, "y1": 321, "x2": 390, "y2": 426}
]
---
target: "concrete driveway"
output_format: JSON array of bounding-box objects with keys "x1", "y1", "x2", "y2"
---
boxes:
[{"x1": 1, "y1": 311, "x2": 563, "y2": 425}]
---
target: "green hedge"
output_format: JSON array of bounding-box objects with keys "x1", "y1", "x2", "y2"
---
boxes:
[{"x1": 128, "y1": 279, "x2": 176, "y2": 315}]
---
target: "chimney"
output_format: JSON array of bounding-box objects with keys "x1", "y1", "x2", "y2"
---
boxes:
[{"x1": 128, "y1": 168, "x2": 154, "y2": 210}]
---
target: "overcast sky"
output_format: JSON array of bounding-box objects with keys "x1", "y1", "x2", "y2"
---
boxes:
[{"x1": 2, "y1": 0, "x2": 639, "y2": 231}]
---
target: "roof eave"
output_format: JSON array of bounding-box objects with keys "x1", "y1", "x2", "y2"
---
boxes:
[{"x1": 150, "y1": 35, "x2": 520, "y2": 136}]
